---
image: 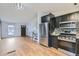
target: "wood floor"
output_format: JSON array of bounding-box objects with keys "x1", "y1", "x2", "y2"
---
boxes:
[{"x1": 0, "y1": 37, "x2": 67, "y2": 56}]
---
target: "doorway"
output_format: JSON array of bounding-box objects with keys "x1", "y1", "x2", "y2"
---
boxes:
[{"x1": 21, "y1": 25, "x2": 26, "y2": 37}]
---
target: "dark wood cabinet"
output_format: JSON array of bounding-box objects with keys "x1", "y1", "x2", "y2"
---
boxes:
[
  {"x1": 49, "y1": 18, "x2": 56, "y2": 33},
  {"x1": 55, "y1": 17, "x2": 61, "y2": 28},
  {"x1": 58, "y1": 40, "x2": 76, "y2": 53},
  {"x1": 76, "y1": 39, "x2": 79, "y2": 56},
  {"x1": 51, "y1": 35, "x2": 58, "y2": 49},
  {"x1": 48, "y1": 34, "x2": 52, "y2": 47},
  {"x1": 55, "y1": 11, "x2": 79, "y2": 56}
]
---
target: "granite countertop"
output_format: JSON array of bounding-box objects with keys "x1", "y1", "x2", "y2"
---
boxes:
[
  {"x1": 51, "y1": 33, "x2": 60, "y2": 36},
  {"x1": 50, "y1": 28, "x2": 60, "y2": 36},
  {"x1": 76, "y1": 33, "x2": 79, "y2": 39},
  {"x1": 76, "y1": 37, "x2": 79, "y2": 39}
]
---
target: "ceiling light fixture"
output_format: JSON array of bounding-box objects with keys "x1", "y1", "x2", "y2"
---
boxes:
[{"x1": 16, "y1": 3, "x2": 23, "y2": 9}]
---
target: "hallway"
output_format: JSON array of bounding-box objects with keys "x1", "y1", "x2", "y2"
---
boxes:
[{"x1": 0, "y1": 37, "x2": 66, "y2": 56}]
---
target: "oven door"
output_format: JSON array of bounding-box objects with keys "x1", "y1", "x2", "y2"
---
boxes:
[{"x1": 58, "y1": 40, "x2": 76, "y2": 53}]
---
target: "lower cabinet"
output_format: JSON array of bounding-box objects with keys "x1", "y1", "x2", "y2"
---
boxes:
[
  {"x1": 58, "y1": 40, "x2": 76, "y2": 54},
  {"x1": 48, "y1": 34, "x2": 52, "y2": 47},
  {"x1": 76, "y1": 39, "x2": 79, "y2": 56},
  {"x1": 52, "y1": 36, "x2": 58, "y2": 49},
  {"x1": 58, "y1": 39, "x2": 79, "y2": 56},
  {"x1": 48, "y1": 35, "x2": 79, "y2": 56}
]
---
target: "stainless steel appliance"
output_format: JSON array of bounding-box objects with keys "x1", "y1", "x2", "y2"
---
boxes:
[
  {"x1": 39, "y1": 22, "x2": 48, "y2": 47},
  {"x1": 39, "y1": 13, "x2": 56, "y2": 47}
]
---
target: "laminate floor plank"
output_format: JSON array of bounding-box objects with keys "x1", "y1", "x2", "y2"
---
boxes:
[{"x1": 0, "y1": 37, "x2": 67, "y2": 56}]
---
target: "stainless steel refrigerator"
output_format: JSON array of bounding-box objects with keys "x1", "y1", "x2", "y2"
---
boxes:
[{"x1": 39, "y1": 22, "x2": 48, "y2": 47}]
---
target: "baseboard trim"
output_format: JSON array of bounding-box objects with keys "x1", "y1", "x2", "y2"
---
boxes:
[
  {"x1": 1, "y1": 36, "x2": 23, "y2": 39},
  {"x1": 58, "y1": 48, "x2": 75, "y2": 56}
]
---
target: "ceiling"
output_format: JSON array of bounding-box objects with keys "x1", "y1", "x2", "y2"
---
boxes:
[
  {"x1": 0, "y1": 3, "x2": 79, "y2": 23},
  {"x1": 23, "y1": 3, "x2": 77, "y2": 12}
]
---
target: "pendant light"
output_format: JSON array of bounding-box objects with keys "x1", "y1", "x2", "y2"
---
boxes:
[{"x1": 16, "y1": 3, "x2": 23, "y2": 9}]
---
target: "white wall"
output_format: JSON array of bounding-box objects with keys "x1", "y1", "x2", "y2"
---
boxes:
[
  {"x1": 1, "y1": 20, "x2": 38, "y2": 39},
  {"x1": 26, "y1": 15, "x2": 37, "y2": 38},
  {"x1": 2, "y1": 21, "x2": 20, "y2": 38},
  {"x1": 1, "y1": 21, "x2": 28, "y2": 38},
  {"x1": 25, "y1": 11, "x2": 48, "y2": 41}
]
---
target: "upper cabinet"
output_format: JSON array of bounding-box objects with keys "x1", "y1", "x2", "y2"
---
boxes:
[
  {"x1": 41, "y1": 13, "x2": 55, "y2": 23},
  {"x1": 56, "y1": 11, "x2": 79, "y2": 24},
  {"x1": 55, "y1": 16, "x2": 62, "y2": 28},
  {"x1": 68, "y1": 13, "x2": 78, "y2": 21}
]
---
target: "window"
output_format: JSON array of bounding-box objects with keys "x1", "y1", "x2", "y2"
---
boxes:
[{"x1": 8, "y1": 25, "x2": 15, "y2": 35}]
